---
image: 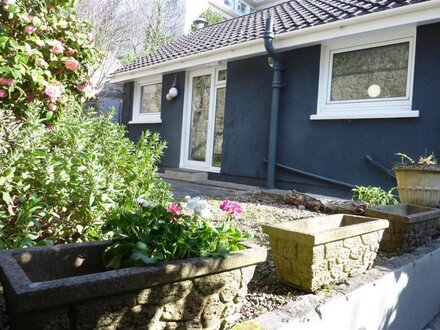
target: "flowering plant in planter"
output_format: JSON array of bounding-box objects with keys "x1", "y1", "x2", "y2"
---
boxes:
[
  {"x1": 102, "y1": 197, "x2": 251, "y2": 269},
  {"x1": 394, "y1": 152, "x2": 440, "y2": 207}
]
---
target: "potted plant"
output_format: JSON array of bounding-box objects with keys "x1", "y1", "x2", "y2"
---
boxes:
[
  {"x1": 394, "y1": 153, "x2": 440, "y2": 207},
  {"x1": 0, "y1": 197, "x2": 266, "y2": 330}
]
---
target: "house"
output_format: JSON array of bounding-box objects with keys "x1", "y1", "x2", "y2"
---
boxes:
[
  {"x1": 110, "y1": 0, "x2": 440, "y2": 198},
  {"x1": 166, "y1": 0, "x2": 284, "y2": 35}
]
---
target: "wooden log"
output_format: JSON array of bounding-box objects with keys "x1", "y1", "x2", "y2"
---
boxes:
[{"x1": 284, "y1": 190, "x2": 368, "y2": 215}]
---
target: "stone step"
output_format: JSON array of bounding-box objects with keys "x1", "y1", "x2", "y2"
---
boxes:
[{"x1": 161, "y1": 168, "x2": 208, "y2": 181}]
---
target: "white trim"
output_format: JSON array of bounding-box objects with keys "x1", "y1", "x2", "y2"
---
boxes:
[
  {"x1": 180, "y1": 66, "x2": 226, "y2": 172},
  {"x1": 313, "y1": 26, "x2": 418, "y2": 120},
  {"x1": 132, "y1": 75, "x2": 163, "y2": 124},
  {"x1": 310, "y1": 110, "x2": 419, "y2": 121},
  {"x1": 128, "y1": 119, "x2": 163, "y2": 124},
  {"x1": 110, "y1": 1, "x2": 440, "y2": 83}
]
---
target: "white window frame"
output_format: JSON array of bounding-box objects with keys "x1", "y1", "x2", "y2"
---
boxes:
[
  {"x1": 129, "y1": 75, "x2": 163, "y2": 124},
  {"x1": 312, "y1": 26, "x2": 419, "y2": 120}
]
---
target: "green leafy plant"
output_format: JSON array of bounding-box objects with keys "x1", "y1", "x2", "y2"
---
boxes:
[
  {"x1": 103, "y1": 198, "x2": 250, "y2": 269},
  {"x1": 352, "y1": 186, "x2": 398, "y2": 206},
  {"x1": 0, "y1": 100, "x2": 171, "y2": 249},
  {"x1": 0, "y1": 0, "x2": 99, "y2": 120}
]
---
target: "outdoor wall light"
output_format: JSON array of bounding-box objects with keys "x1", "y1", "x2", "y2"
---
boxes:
[
  {"x1": 166, "y1": 75, "x2": 178, "y2": 102},
  {"x1": 193, "y1": 17, "x2": 208, "y2": 30}
]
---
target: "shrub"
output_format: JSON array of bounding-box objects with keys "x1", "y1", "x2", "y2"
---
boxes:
[
  {"x1": 103, "y1": 198, "x2": 250, "y2": 269},
  {"x1": 0, "y1": 100, "x2": 171, "y2": 249},
  {"x1": 0, "y1": 0, "x2": 99, "y2": 119},
  {"x1": 352, "y1": 186, "x2": 398, "y2": 206}
]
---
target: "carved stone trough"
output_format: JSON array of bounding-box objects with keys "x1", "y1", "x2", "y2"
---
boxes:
[
  {"x1": 365, "y1": 203, "x2": 440, "y2": 252},
  {"x1": 262, "y1": 214, "x2": 389, "y2": 292},
  {"x1": 0, "y1": 241, "x2": 266, "y2": 330}
]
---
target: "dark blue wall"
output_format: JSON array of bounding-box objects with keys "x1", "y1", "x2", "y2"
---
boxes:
[
  {"x1": 219, "y1": 22, "x2": 440, "y2": 197},
  {"x1": 122, "y1": 72, "x2": 186, "y2": 168}
]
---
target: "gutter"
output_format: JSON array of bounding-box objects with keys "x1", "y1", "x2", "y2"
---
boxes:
[
  {"x1": 110, "y1": 1, "x2": 440, "y2": 83},
  {"x1": 263, "y1": 17, "x2": 282, "y2": 189}
]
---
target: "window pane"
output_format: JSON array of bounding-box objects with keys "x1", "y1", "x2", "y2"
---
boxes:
[
  {"x1": 212, "y1": 87, "x2": 225, "y2": 167},
  {"x1": 141, "y1": 83, "x2": 162, "y2": 113},
  {"x1": 189, "y1": 75, "x2": 211, "y2": 162},
  {"x1": 218, "y1": 70, "x2": 227, "y2": 81},
  {"x1": 331, "y1": 42, "x2": 409, "y2": 101}
]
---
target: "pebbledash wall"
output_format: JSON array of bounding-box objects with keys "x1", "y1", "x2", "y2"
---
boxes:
[{"x1": 122, "y1": 22, "x2": 440, "y2": 198}]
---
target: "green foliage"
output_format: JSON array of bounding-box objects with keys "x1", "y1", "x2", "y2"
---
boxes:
[
  {"x1": 0, "y1": 0, "x2": 99, "y2": 119},
  {"x1": 352, "y1": 186, "x2": 398, "y2": 206},
  {"x1": 0, "y1": 100, "x2": 171, "y2": 249},
  {"x1": 102, "y1": 202, "x2": 250, "y2": 269},
  {"x1": 192, "y1": 9, "x2": 224, "y2": 31}
]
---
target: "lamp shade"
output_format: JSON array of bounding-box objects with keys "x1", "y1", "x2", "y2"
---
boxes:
[{"x1": 169, "y1": 87, "x2": 178, "y2": 98}]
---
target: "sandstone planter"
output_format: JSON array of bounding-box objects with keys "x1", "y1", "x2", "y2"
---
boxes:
[
  {"x1": 262, "y1": 214, "x2": 389, "y2": 292},
  {"x1": 394, "y1": 164, "x2": 440, "y2": 207},
  {"x1": 0, "y1": 241, "x2": 266, "y2": 330},
  {"x1": 365, "y1": 204, "x2": 440, "y2": 252}
]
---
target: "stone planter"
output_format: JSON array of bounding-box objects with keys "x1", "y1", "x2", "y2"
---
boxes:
[
  {"x1": 262, "y1": 214, "x2": 389, "y2": 292},
  {"x1": 394, "y1": 164, "x2": 440, "y2": 207},
  {"x1": 0, "y1": 241, "x2": 266, "y2": 330},
  {"x1": 365, "y1": 204, "x2": 440, "y2": 252}
]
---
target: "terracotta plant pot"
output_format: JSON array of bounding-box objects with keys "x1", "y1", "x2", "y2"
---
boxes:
[
  {"x1": 0, "y1": 241, "x2": 266, "y2": 330},
  {"x1": 394, "y1": 164, "x2": 440, "y2": 207}
]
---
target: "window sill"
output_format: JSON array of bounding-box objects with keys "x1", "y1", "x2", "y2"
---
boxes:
[
  {"x1": 310, "y1": 110, "x2": 419, "y2": 120},
  {"x1": 129, "y1": 119, "x2": 162, "y2": 124}
]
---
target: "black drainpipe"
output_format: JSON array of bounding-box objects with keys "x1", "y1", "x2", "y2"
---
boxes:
[{"x1": 263, "y1": 17, "x2": 282, "y2": 189}]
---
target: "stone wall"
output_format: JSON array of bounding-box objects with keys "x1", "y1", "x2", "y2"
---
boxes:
[
  {"x1": 21, "y1": 266, "x2": 256, "y2": 330},
  {"x1": 269, "y1": 231, "x2": 384, "y2": 292}
]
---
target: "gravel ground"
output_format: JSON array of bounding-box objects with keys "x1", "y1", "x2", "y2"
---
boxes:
[{"x1": 0, "y1": 192, "x2": 391, "y2": 328}]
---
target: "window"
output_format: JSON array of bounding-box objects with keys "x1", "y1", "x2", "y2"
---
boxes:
[
  {"x1": 312, "y1": 28, "x2": 418, "y2": 120},
  {"x1": 130, "y1": 77, "x2": 162, "y2": 124}
]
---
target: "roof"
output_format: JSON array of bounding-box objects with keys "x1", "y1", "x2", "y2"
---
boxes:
[{"x1": 115, "y1": 0, "x2": 433, "y2": 75}]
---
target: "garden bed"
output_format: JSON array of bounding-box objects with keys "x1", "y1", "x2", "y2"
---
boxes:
[{"x1": 0, "y1": 193, "x2": 392, "y2": 329}]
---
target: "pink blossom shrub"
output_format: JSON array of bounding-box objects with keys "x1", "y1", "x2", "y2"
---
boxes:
[{"x1": 0, "y1": 0, "x2": 99, "y2": 120}]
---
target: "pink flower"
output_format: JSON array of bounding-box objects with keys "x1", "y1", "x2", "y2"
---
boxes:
[
  {"x1": 44, "y1": 82, "x2": 64, "y2": 102},
  {"x1": 167, "y1": 203, "x2": 181, "y2": 215},
  {"x1": 167, "y1": 203, "x2": 181, "y2": 222},
  {"x1": 0, "y1": 77, "x2": 14, "y2": 86},
  {"x1": 37, "y1": 58, "x2": 48, "y2": 68},
  {"x1": 48, "y1": 103, "x2": 57, "y2": 111},
  {"x1": 65, "y1": 58, "x2": 80, "y2": 72},
  {"x1": 64, "y1": 58, "x2": 79, "y2": 72},
  {"x1": 50, "y1": 40, "x2": 64, "y2": 55},
  {"x1": 66, "y1": 49, "x2": 76, "y2": 57},
  {"x1": 0, "y1": 89, "x2": 7, "y2": 98},
  {"x1": 87, "y1": 33, "x2": 94, "y2": 42},
  {"x1": 220, "y1": 200, "x2": 242, "y2": 218},
  {"x1": 3, "y1": 0, "x2": 15, "y2": 4},
  {"x1": 25, "y1": 25, "x2": 36, "y2": 34},
  {"x1": 76, "y1": 77, "x2": 89, "y2": 92}
]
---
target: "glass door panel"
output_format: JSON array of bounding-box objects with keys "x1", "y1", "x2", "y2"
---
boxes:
[
  {"x1": 212, "y1": 87, "x2": 225, "y2": 167},
  {"x1": 189, "y1": 74, "x2": 211, "y2": 162}
]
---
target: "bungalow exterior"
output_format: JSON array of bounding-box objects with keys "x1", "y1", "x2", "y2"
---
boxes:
[{"x1": 111, "y1": 0, "x2": 440, "y2": 198}]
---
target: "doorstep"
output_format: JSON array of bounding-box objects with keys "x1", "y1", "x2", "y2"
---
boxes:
[
  {"x1": 247, "y1": 239, "x2": 440, "y2": 330},
  {"x1": 160, "y1": 168, "x2": 208, "y2": 181}
]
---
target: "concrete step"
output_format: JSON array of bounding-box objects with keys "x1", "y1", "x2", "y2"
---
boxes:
[{"x1": 161, "y1": 168, "x2": 208, "y2": 181}]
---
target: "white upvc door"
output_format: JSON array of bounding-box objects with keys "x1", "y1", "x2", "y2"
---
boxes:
[{"x1": 181, "y1": 67, "x2": 226, "y2": 173}]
